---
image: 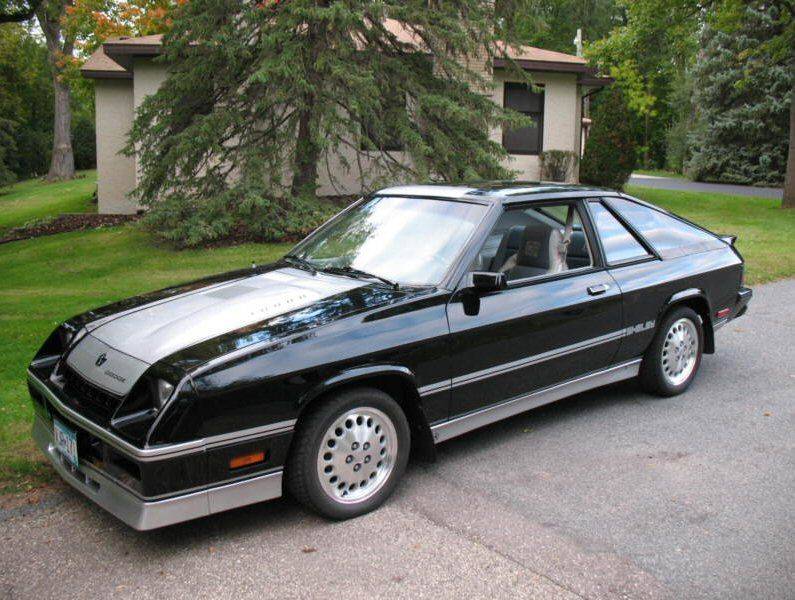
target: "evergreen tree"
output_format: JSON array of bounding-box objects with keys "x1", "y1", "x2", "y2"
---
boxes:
[
  {"x1": 686, "y1": 4, "x2": 792, "y2": 186},
  {"x1": 580, "y1": 86, "x2": 636, "y2": 189},
  {"x1": 128, "y1": 0, "x2": 531, "y2": 247}
]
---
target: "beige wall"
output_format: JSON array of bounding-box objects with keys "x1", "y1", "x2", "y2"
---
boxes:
[
  {"x1": 95, "y1": 58, "x2": 583, "y2": 213},
  {"x1": 95, "y1": 79, "x2": 137, "y2": 214},
  {"x1": 490, "y1": 70, "x2": 582, "y2": 183}
]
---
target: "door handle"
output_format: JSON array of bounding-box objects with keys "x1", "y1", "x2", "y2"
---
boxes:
[{"x1": 587, "y1": 283, "x2": 610, "y2": 296}]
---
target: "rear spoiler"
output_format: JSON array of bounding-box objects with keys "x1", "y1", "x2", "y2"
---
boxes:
[{"x1": 719, "y1": 234, "x2": 737, "y2": 246}]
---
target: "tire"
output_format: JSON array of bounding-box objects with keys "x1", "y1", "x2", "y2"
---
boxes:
[
  {"x1": 639, "y1": 306, "x2": 704, "y2": 397},
  {"x1": 286, "y1": 387, "x2": 410, "y2": 520}
]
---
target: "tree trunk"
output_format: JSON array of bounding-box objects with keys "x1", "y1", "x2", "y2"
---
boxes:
[
  {"x1": 37, "y1": 1, "x2": 75, "y2": 182},
  {"x1": 290, "y1": 103, "x2": 320, "y2": 198},
  {"x1": 48, "y1": 76, "x2": 75, "y2": 181},
  {"x1": 783, "y1": 74, "x2": 795, "y2": 209}
]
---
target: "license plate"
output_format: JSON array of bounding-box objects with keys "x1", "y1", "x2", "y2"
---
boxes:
[{"x1": 53, "y1": 419, "x2": 79, "y2": 467}]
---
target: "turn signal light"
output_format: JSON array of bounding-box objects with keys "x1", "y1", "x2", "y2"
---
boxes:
[{"x1": 229, "y1": 451, "x2": 265, "y2": 469}]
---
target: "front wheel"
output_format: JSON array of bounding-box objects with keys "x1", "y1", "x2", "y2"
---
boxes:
[
  {"x1": 286, "y1": 387, "x2": 410, "y2": 520},
  {"x1": 639, "y1": 306, "x2": 704, "y2": 397}
]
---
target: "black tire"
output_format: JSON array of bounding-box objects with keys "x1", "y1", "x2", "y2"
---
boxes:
[
  {"x1": 639, "y1": 306, "x2": 704, "y2": 397},
  {"x1": 286, "y1": 387, "x2": 410, "y2": 520}
]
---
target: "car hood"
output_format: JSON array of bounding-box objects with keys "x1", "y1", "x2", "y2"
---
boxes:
[{"x1": 66, "y1": 267, "x2": 367, "y2": 395}]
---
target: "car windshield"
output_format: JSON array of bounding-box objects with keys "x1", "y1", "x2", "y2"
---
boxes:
[{"x1": 290, "y1": 195, "x2": 487, "y2": 286}]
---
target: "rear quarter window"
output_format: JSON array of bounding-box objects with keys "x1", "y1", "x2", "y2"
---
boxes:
[
  {"x1": 588, "y1": 201, "x2": 650, "y2": 264},
  {"x1": 607, "y1": 197, "x2": 724, "y2": 258}
]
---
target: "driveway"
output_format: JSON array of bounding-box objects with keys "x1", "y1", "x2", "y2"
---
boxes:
[
  {"x1": 628, "y1": 174, "x2": 783, "y2": 199},
  {"x1": 1, "y1": 279, "x2": 793, "y2": 600}
]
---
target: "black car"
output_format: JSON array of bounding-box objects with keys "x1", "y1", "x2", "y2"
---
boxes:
[{"x1": 28, "y1": 182, "x2": 752, "y2": 529}]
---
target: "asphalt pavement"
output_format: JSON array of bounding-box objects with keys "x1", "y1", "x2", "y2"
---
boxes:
[
  {"x1": 1, "y1": 279, "x2": 793, "y2": 600},
  {"x1": 628, "y1": 174, "x2": 783, "y2": 199}
]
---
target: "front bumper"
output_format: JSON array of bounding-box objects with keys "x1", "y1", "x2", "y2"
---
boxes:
[
  {"x1": 28, "y1": 368, "x2": 288, "y2": 530},
  {"x1": 33, "y1": 416, "x2": 284, "y2": 530}
]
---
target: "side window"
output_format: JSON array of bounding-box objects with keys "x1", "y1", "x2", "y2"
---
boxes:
[
  {"x1": 470, "y1": 202, "x2": 593, "y2": 282},
  {"x1": 588, "y1": 201, "x2": 650, "y2": 264},
  {"x1": 607, "y1": 197, "x2": 724, "y2": 257}
]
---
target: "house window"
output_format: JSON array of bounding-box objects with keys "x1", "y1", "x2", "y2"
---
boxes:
[{"x1": 502, "y1": 82, "x2": 544, "y2": 155}]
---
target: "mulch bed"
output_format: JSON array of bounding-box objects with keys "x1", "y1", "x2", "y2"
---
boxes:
[{"x1": 0, "y1": 213, "x2": 141, "y2": 244}]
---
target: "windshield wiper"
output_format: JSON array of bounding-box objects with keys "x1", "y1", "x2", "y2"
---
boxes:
[
  {"x1": 323, "y1": 265, "x2": 399, "y2": 289},
  {"x1": 283, "y1": 254, "x2": 317, "y2": 275}
]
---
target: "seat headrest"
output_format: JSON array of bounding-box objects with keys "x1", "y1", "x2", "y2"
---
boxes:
[{"x1": 516, "y1": 223, "x2": 561, "y2": 270}]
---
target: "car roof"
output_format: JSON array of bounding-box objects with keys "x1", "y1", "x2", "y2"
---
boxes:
[{"x1": 374, "y1": 181, "x2": 620, "y2": 204}]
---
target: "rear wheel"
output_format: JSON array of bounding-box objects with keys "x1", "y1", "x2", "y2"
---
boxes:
[
  {"x1": 286, "y1": 387, "x2": 410, "y2": 519},
  {"x1": 640, "y1": 306, "x2": 703, "y2": 397}
]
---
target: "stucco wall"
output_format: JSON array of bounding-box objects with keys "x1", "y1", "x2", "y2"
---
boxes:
[
  {"x1": 95, "y1": 58, "x2": 583, "y2": 212},
  {"x1": 94, "y1": 79, "x2": 137, "y2": 214},
  {"x1": 490, "y1": 70, "x2": 581, "y2": 183}
]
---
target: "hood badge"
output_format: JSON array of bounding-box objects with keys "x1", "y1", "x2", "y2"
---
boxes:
[{"x1": 95, "y1": 353, "x2": 107, "y2": 367}]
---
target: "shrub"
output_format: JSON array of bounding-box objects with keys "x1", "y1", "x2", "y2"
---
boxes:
[
  {"x1": 539, "y1": 150, "x2": 578, "y2": 182},
  {"x1": 580, "y1": 87, "x2": 636, "y2": 190}
]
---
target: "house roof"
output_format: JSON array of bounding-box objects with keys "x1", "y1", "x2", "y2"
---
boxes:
[{"x1": 81, "y1": 27, "x2": 609, "y2": 86}]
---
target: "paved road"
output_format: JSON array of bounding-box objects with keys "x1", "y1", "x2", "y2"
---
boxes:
[
  {"x1": 2, "y1": 280, "x2": 793, "y2": 600},
  {"x1": 628, "y1": 174, "x2": 783, "y2": 199}
]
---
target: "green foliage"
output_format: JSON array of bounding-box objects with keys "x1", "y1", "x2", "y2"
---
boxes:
[
  {"x1": 129, "y1": 0, "x2": 531, "y2": 247},
  {"x1": 498, "y1": 0, "x2": 624, "y2": 53},
  {"x1": 0, "y1": 118, "x2": 16, "y2": 187},
  {"x1": 686, "y1": 3, "x2": 792, "y2": 185},
  {"x1": 539, "y1": 150, "x2": 578, "y2": 182},
  {"x1": 586, "y1": 0, "x2": 699, "y2": 169},
  {"x1": 580, "y1": 86, "x2": 636, "y2": 189},
  {"x1": 0, "y1": 23, "x2": 55, "y2": 178}
]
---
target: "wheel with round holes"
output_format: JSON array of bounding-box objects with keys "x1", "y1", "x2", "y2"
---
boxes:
[
  {"x1": 639, "y1": 306, "x2": 703, "y2": 397},
  {"x1": 286, "y1": 387, "x2": 410, "y2": 520}
]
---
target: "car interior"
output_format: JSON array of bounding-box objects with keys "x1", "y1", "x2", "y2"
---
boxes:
[{"x1": 471, "y1": 204, "x2": 593, "y2": 281}]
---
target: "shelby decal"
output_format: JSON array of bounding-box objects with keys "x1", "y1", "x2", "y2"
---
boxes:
[
  {"x1": 103, "y1": 370, "x2": 126, "y2": 383},
  {"x1": 625, "y1": 320, "x2": 655, "y2": 336}
]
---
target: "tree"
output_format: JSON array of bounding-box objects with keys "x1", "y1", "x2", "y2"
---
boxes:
[
  {"x1": 580, "y1": 86, "x2": 636, "y2": 189},
  {"x1": 0, "y1": 0, "x2": 42, "y2": 23},
  {"x1": 0, "y1": 22, "x2": 54, "y2": 178},
  {"x1": 686, "y1": 4, "x2": 792, "y2": 186},
  {"x1": 0, "y1": 119, "x2": 17, "y2": 187},
  {"x1": 35, "y1": 0, "x2": 76, "y2": 181},
  {"x1": 128, "y1": 0, "x2": 532, "y2": 246}
]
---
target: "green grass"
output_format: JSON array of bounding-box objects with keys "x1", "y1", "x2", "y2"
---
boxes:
[
  {"x1": 0, "y1": 226, "x2": 291, "y2": 492},
  {"x1": 632, "y1": 169, "x2": 685, "y2": 179},
  {"x1": 0, "y1": 171, "x2": 98, "y2": 234},
  {"x1": 627, "y1": 186, "x2": 795, "y2": 285}
]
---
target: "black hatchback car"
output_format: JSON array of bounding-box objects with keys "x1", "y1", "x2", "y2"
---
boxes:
[{"x1": 28, "y1": 182, "x2": 752, "y2": 529}]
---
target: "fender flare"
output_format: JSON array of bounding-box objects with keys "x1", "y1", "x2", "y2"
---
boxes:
[
  {"x1": 659, "y1": 288, "x2": 715, "y2": 354},
  {"x1": 297, "y1": 364, "x2": 437, "y2": 460}
]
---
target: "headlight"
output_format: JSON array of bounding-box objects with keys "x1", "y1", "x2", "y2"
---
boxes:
[{"x1": 155, "y1": 379, "x2": 175, "y2": 409}]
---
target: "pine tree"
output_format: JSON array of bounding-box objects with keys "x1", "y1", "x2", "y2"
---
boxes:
[
  {"x1": 128, "y1": 0, "x2": 531, "y2": 246},
  {"x1": 580, "y1": 86, "x2": 636, "y2": 189},
  {"x1": 686, "y1": 4, "x2": 792, "y2": 186}
]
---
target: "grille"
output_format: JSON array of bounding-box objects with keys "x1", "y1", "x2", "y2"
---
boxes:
[{"x1": 62, "y1": 365, "x2": 122, "y2": 420}]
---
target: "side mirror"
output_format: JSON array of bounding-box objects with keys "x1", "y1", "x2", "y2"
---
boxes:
[{"x1": 465, "y1": 271, "x2": 507, "y2": 293}]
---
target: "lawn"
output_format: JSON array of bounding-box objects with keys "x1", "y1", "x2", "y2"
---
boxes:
[
  {"x1": 0, "y1": 177, "x2": 793, "y2": 493},
  {"x1": 627, "y1": 186, "x2": 795, "y2": 284},
  {"x1": 0, "y1": 171, "x2": 97, "y2": 233}
]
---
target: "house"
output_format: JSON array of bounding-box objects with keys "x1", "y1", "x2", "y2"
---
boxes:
[{"x1": 81, "y1": 28, "x2": 611, "y2": 214}]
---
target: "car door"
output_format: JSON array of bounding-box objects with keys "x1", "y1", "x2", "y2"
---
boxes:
[{"x1": 445, "y1": 199, "x2": 623, "y2": 417}]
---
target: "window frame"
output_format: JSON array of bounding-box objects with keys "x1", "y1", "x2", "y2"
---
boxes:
[
  {"x1": 584, "y1": 198, "x2": 660, "y2": 267},
  {"x1": 467, "y1": 199, "x2": 602, "y2": 289},
  {"x1": 502, "y1": 82, "x2": 545, "y2": 156}
]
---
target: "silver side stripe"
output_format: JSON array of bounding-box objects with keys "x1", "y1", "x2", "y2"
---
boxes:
[
  {"x1": 431, "y1": 359, "x2": 641, "y2": 443},
  {"x1": 418, "y1": 321, "x2": 654, "y2": 397}
]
